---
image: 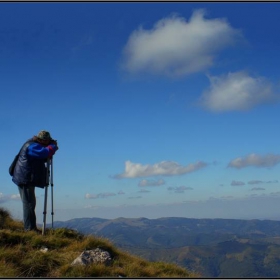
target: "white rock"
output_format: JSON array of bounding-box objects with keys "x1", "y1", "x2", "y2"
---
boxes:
[
  {"x1": 40, "y1": 247, "x2": 48, "y2": 253},
  {"x1": 71, "y1": 248, "x2": 112, "y2": 266}
]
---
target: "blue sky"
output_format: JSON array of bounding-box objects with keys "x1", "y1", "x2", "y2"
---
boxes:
[{"x1": 1, "y1": 2, "x2": 280, "y2": 223}]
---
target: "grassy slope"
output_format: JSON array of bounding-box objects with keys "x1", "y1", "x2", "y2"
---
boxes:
[{"x1": 0, "y1": 207, "x2": 197, "y2": 278}]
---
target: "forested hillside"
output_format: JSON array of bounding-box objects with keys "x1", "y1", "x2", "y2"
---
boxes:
[{"x1": 53, "y1": 217, "x2": 280, "y2": 277}]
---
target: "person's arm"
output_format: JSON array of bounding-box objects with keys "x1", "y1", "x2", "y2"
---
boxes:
[{"x1": 27, "y1": 143, "x2": 58, "y2": 159}]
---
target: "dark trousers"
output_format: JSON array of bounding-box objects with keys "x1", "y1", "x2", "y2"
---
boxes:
[{"x1": 18, "y1": 185, "x2": 37, "y2": 230}]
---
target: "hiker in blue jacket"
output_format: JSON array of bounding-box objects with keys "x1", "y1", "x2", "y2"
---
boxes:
[{"x1": 12, "y1": 130, "x2": 59, "y2": 233}]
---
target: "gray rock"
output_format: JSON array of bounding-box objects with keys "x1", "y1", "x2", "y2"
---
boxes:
[{"x1": 71, "y1": 248, "x2": 112, "y2": 266}]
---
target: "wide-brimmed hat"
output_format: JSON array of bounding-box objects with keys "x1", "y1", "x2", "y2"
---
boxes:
[{"x1": 37, "y1": 130, "x2": 52, "y2": 140}]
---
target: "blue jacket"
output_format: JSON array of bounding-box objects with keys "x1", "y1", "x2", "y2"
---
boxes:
[{"x1": 12, "y1": 138, "x2": 58, "y2": 188}]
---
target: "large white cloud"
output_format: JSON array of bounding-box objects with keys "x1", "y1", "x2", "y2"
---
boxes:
[
  {"x1": 228, "y1": 153, "x2": 280, "y2": 169},
  {"x1": 200, "y1": 71, "x2": 277, "y2": 112},
  {"x1": 114, "y1": 160, "x2": 208, "y2": 179},
  {"x1": 122, "y1": 9, "x2": 242, "y2": 77}
]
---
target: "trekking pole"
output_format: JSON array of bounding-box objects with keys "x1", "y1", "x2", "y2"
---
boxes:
[
  {"x1": 42, "y1": 158, "x2": 50, "y2": 235},
  {"x1": 51, "y1": 157, "x2": 54, "y2": 228}
]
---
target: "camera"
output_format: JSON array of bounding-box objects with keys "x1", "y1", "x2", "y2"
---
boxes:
[{"x1": 50, "y1": 139, "x2": 58, "y2": 145}]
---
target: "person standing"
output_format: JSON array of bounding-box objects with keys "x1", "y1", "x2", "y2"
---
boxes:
[{"x1": 12, "y1": 130, "x2": 59, "y2": 232}]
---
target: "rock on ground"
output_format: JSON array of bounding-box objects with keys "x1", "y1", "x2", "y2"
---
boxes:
[{"x1": 71, "y1": 248, "x2": 112, "y2": 266}]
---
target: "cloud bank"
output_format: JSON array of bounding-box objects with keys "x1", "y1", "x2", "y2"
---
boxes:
[
  {"x1": 200, "y1": 71, "x2": 276, "y2": 112},
  {"x1": 114, "y1": 160, "x2": 208, "y2": 179},
  {"x1": 122, "y1": 9, "x2": 241, "y2": 77},
  {"x1": 55, "y1": 193, "x2": 280, "y2": 221},
  {"x1": 228, "y1": 153, "x2": 280, "y2": 169}
]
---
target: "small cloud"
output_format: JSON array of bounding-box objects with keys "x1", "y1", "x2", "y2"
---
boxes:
[
  {"x1": 231, "y1": 180, "x2": 245, "y2": 186},
  {"x1": 228, "y1": 153, "x2": 280, "y2": 169},
  {"x1": 10, "y1": 194, "x2": 20, "y2": 200},
  {"x1": 118, "y1": 190, "x2": 125, "y2": 195},
  {"x1": 72, "y1": 34, "x2": 93, "y2": 52},
  {"x1": 209, "y1": 196, "x2": 220, "y2": 201},
  {"x1": 248, "y1": 180, "x2": 263, "y2": 185},
  {"x1": 0, "y1": 193, "x2": 20, "y2": 203},
  {"x1": 85, "y1": 193, "x2": 116, "y2": 199},
  {"x1": 199, "y1": 71, "x2": 277, "y2": 112},
  {"x1": 251, "y1": 187, "x2": 265, "y2": 191},
  {"x1": 84, "y1": 205, "x2": 100, "y2": 210},
  {"x1": 138, "y1": 189, "x2": 151, "y2": 193},
  {"x1": 270, "y1": 192, "x2": 280, "y2": 197},
  {"x1": 114, "y1": 160, "x2": 208, "y2": 179},
  {"x1": 267, "y1": 180, "x2": 279, "y2": 184},
  {"x1": 138, "y1": 179, "x2": 165, "y2": 187},
  {"x1": 168, "y1": 186, "x2": 193, "y2": 193},
  {"x1": 85, "y1": 194, "x2": 98, "y2": 199},
  {"x1": 128, "y1": 196, "x2": 142, "y2": 199},
  {"x1": 220, "y1": 196, "x2": 235, "y2": 200}
]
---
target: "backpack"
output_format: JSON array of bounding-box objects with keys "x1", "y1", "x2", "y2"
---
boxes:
[
  {"x1": 9, "y1": 141, "x2": 29, "y2": 176},
  {"x1": 9, "y1": 153, "x2": 20, "y2": 176}
]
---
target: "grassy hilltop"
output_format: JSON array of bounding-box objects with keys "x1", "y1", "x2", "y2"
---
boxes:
[{"x1": 0, "y1": 207, "x2": 197, "y2": 277}]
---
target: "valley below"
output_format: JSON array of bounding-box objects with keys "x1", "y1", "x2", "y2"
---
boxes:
[{"x1": 53, "y1": 217, "x2": 280, "y2": 277}]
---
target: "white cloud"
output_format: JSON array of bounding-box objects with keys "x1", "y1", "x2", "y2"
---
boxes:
[
  {"x1": 138, "y1": 179, "x2": 165, "y2": 187},
  {"x1": 10, "y1": 194, "x2": 20, "y2": 200},
  {"x1": 267, "y1": 180, "x2": 279, "y2": 184},
  {"x1": 0, "y1": 193, "x2": 20, "y2": 203},
  {"x1": 84, "y1": 205, "x2": 100, "y2": 210},
  {"x1": 270, "y1": 192, "x2": 280, "y2": 196},
  {"x1": 200, "y1": 71, "x2": 277, "y2": 112},
  {"x1": 114, "y1": 160, "x2": 208, "y2": 179},
  {"x1": 251, "y1": 187, "x2": 265, "y2": 191},
  {"x1": 128, "y1": 196, "x2": 142, "y2": 200},
  {"x1": 85, "y1": 193, "x2": 116, "y2": 199},
  {"x1": 138, "y1": 189, "x2": 151, "y2": 193},
  {"x1": 248, "y1": 180, "x2": 263, "y2": 185},
  {"x1": 231, "y1": 180, "x2": 245, "y2": 186},
  {"x1": 228, "y1": 153, "x2": 280, "y2": 169},
  {"x1": 168, "y1": 186, "x2": 193, "y2": 193},
  {"x1": 122, "y1": 9, "x2": 241, "y2": 77}
]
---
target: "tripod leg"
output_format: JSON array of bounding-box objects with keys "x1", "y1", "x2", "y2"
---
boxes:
[
  {"x1": 42, "y1": 186, "x2": 48, "y2": 235},
  {"x1": 51, "y1": 158, "x2": 54, "y2": 228},
  {"x1": 42, "y1": 158, "x2": 50, "y2": 235}
]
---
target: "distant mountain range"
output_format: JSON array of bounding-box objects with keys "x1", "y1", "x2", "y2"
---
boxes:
[{"x1": 53, "y1": 217, "x2": 280, "y2": 277}]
